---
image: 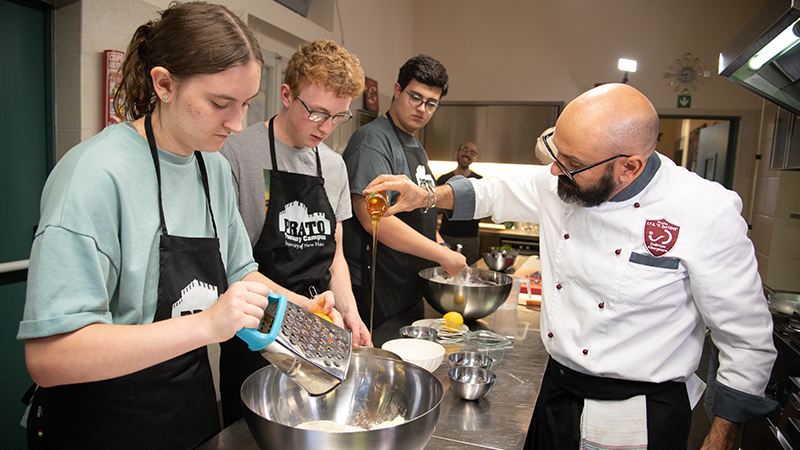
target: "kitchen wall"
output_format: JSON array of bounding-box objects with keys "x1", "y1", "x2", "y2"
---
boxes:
[
  {"x1": 52, "y1": 0, "x2": 417, "y2": 159},
  {"x1": 54, "y1": 0, "x2": 795, "y2": 289}
]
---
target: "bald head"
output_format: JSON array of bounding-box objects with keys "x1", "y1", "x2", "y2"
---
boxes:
[{"x1": 557, "y1": 83, "x2": 659, "y2": 159}]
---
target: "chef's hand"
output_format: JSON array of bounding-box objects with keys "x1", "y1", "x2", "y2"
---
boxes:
[
  {"x1": 363, "y1": 174, "x2": 427, "y2": 217},
  {"x1": 296, "y1": 290, "x2": 345, "y2": 328},
  {"x1": 343, "y1": 312, "x2": 372, "y2": 347},
  {"x1": 440, "y1": 248, "x2": 468, "y2": 277},
  {"x1": 205, "y1": 281, "x2": 271, "y2": 341}
]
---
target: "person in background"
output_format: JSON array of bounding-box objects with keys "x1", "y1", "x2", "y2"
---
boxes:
[
  {"x1": 342, "y1": 55, "x2": 467, "y2": 346},
  {"x1": 364, "y1": 83, "x2": 777, "y2": 450},
  {"x1": 218, "y1": 39, "x2": 371, "y2": 426},
  {"x1": 436, "y1": 141, "x2": 482, "y2": 265},
  {"x1": 16, "y1": 3, "x2": 339, "y2": 449}
]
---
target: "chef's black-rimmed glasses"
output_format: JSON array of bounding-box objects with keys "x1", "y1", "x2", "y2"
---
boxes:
[
  {"x1": 542, "y1": 131, "x2": 630, "y2": 183},
  {"x1": 405, "y1": 90, "x2": 440, "y2": 114},
  {"x1": 297, "y1": 96, "x2": 353, "y2": 124}
]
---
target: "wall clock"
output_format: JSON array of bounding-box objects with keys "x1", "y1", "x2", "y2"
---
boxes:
[{"x1": 664, "y1": 53, "x2": 708, "y2": 95}]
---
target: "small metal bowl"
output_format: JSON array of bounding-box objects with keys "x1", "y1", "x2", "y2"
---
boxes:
[
  {"x1": 399, "y1": 326, "x2": 438, "y2": 341},
  {"x1": 448, "y1": 366, "x2": 496, "y2": 401},
  {"x1": 447, "y1": 351, "x2": 493, "y2": 370},
  {"x1": 482, "y1": 251, "x2": 517, "y2": 272}
]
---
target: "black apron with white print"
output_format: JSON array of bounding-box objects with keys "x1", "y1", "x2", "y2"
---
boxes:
[
  {"x1": 219, "y1": 115, "x2": 337, "y2": 426},
  {"x1": 26, "y1": 115, "x2": 226, "y2": 450},
  {"x1": 356, "y1": 112, "x2": 437, "y2": 346}
]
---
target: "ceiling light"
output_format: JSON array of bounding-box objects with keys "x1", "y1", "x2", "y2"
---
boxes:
[
  {"x1": 618, "y1": 58, "x2": 638, "y2": 72},
  {"x1": 748, "y1": 19, "x2": 800, "y2": 70}
]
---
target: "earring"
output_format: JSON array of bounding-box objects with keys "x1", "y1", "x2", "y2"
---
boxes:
[{"x1": 162, "y1": 94, "x2": 168, "y2": 100}]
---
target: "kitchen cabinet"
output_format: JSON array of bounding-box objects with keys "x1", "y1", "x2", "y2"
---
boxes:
[
  {"x1": 423, "y1": 102, "x2": 561, "y2": 164},
  {"x1": 771, "y1": 106, "x2": 800, "y2": 170},
  {"x1": 479, "y1": 223, "x2": 540, "y2": 256}
]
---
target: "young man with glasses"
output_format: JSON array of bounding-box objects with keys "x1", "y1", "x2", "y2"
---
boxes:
[
  {"x1": 218, "y1": 40, "x2": 370, "y2": 425},
  {"x1": 342, "y1": 55, "x2": 467, "y2": 346},
  {"x1": 437, "y1": 141, "x2": 483, "y2": 265},
  {"x1": 364, "y1": 83, "x2": 777, "y2": 450}
]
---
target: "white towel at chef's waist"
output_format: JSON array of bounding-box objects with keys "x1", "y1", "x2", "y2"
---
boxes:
[
  {"x1": 580, "y1": 395, "x2": 647, "y2": 450},
  {"x1": 578, "y1": 374, "x2": 706, "y2": 450}
]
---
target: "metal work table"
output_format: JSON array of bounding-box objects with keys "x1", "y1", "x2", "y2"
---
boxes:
[{"x1": 198, "y1": 258, "x2": 548, "y2": 450}]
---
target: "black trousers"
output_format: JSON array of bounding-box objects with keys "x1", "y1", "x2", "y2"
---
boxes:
[{"x1": 524, "y1": 358, "x2": 692, "y2": 450}]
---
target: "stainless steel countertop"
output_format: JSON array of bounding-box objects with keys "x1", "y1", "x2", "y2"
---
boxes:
[{"x1": 198, "y1": 258, "x2": 547, "y2": 450}]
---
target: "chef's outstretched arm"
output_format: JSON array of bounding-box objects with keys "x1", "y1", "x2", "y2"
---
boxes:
[
  {"x1": 351, "y1": 192, "x2": 465, "y2": 276},
  {"x1": 364, "y1": 174, "x2": 454, "y2": 217}
]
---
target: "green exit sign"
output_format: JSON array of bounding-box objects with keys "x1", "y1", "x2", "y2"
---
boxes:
[{"x1": 677, "y1": 95, "x2": 692, "y2": 108}]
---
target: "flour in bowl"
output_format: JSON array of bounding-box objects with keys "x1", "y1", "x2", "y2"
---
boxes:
[
  {"x1": 295, "y1": 420, "x2": 363, "y2": 432},
  {"x1": 295, "y1": 415, "x2": 406, "y2": 432},
  {"x1": 370, "y1": 415, "x2": 406, "y2": 429}
]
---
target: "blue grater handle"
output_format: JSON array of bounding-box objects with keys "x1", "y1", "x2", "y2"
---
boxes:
[{"x1": 235, "y1": 292, "x2": 287, "y2": 351}]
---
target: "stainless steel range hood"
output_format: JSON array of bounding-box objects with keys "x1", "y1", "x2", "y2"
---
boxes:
[{"x1": 719, "y1": 0, "x2": 800, "y2": 115}]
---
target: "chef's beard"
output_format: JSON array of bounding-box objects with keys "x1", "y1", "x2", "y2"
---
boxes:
[{"x1": 557, "y1": 166, "x2": 617, "y2": 207}]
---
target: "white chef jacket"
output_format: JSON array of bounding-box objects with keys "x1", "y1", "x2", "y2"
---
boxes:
[{"x1": 448, "y1": 153, "x2": 776, "y2": 420}]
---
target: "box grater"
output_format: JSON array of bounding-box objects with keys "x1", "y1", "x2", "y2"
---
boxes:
[{"x1": 236, "y1": 292, "x2": 352, "y2": 396}]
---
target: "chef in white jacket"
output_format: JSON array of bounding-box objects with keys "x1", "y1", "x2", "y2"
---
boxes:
[{"x1": 364, "y1": 83, "x2": 777, "y2": 450}]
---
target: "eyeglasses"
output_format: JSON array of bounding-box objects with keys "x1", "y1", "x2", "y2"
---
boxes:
[
  {"x1": 296, "y1": 96, "x2": 352, "y2": 124},
  {"x1": 458, "y1": 146, "x2": 478, "y2": 157},
  {"x1": 405, "y1": 90, "x2": 440, "y2": 114},
  {"x1": 542, "y1": 131, "x2": 630, "y2": 183}
]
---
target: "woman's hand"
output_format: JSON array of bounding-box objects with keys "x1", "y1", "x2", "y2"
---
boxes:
[{"x1": 202, "y1": 281, "x2": 271, "y2": 342}]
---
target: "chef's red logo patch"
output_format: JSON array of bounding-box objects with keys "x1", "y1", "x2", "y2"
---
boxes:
[{"x1": 644, "y1": 218, "x2": 679, "y2": 257}]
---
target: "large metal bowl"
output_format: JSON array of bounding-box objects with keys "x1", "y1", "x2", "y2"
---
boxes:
[
  {"x1": 241, "y1": 353, "x2": 444, "y2": 450},
  {"x1": 419, "y1": 267, "x2": 513, "y2": 321},
  {"x1": 768, "y1": 292, "x2": 800, "y2": 316}
]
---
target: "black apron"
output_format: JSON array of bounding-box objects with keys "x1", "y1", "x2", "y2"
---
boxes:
[
  {"x1": 524, "y1": 357, "x2": 692, "y2": 450},
  {"x1": 26, "y1": 115, "x2": 226, "y2": 450},
  {"x1": 355, "y1": 112, "x2": 438, "y2": 346},
  {"x1": 219, "y1": 116, "x2": 337, "y2": 426}
]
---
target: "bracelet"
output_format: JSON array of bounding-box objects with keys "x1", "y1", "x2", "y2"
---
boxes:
[
  {"x1": 422, "y1": 185, "x2": 433, "y2": 214},
  {"x1": 431, "y1": 185, "x2": 438, "y2": 209},
  {"x1": 439, "y1": 242, "x2": 451, "y2": 249}
]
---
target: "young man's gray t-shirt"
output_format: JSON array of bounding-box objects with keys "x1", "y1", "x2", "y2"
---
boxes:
[
  {"x1": 341, "y1": 115, "x2": 429, "y2": 286},
  {"x1": 220, "y1": 121, "x2": 352, "y2": 247}
]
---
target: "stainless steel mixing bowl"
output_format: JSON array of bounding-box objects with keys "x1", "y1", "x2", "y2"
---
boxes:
[
  {"x1": 241, "y1": 353, "x2": 444, "y2": 450},
  {"x1": 399, "y1": 325, "x2": 438, "y2": 341},
  {"x1": 448, "y1": 351, "x2": 494, "y2": 370},
  {"x1": 352, "y1": 346, "x2": 402, "y2": 361},
  {"x1": 482, "y1": 251, "x2": 517, "y2": 272},
  {"x1": 448, "y1": 366, "x2": 496, "y2": 401},
  {"x1": 768, "y1": 292, "x2": 800, "y2": 316},
  {"x1": 419, "y1": 267, "x2": 513, "y2": 321}
]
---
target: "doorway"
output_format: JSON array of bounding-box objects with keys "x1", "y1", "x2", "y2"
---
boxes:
[
  {"x1": 658, "y1": 116, "x2": 738, "y2": 190},
  {"x1": 0, "y1": 0, "x2": 54, "y2": 447}
]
